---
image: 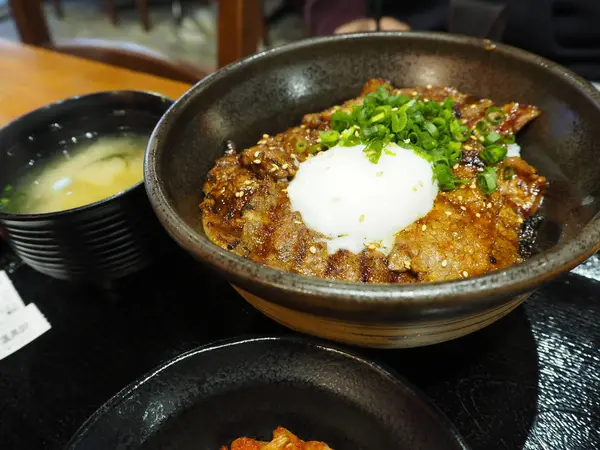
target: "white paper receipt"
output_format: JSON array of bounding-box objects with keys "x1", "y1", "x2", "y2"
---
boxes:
[
  {"x1": 0, "y1": 271, "x2": 51, "y2": 360},
  {"x1": 0, "y1": 271, "x2": 25, "y2": 321}
]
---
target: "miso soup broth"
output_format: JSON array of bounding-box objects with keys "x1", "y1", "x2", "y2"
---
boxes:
[{"x1": 0, "y1": 134, "x2": 149, "y2": 214}]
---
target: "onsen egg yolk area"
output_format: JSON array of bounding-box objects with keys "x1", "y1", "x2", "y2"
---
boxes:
[{"x1": 200, "y1": 80, "x2": 547, "y2": 283}]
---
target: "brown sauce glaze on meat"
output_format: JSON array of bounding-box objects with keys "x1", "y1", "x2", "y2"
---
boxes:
[{"x1": 201, "y1": 80, "x2": 547, "y2": 283}]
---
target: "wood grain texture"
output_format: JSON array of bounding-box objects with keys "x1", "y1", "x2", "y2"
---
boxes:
[
  {"x1": 0, "y1": 40, "x2": 191, "y2": 125},
  {"x1": 217, "y1": 0, "x2": 264, "y2": 68}
]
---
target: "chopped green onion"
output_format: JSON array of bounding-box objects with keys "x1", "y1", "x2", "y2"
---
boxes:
[
  {"x1": 476, "y1": 120, "x2": 492, "y2": 134},
  {"x1": 432, "y1": 117, "x2": 446, "y2": 129},
  {"x1": 408, "y1": 132, "x2": 420, "y2": 145},
  {"x1": 424, "y1": 121, "x2": 439, "y2": 139},
  {"x1": 477, "y1": 167, "x2": 498, "y2": 194},
  {"x1": 450, "y1": 120, "x2": 469, "y2": 142},
  {"x1": 339, "y1": 126, "x2": 360, "y2": 146},
  {"x1": 391, "y1": 109, "x2": 408, "y2": 133},
  {"x1": 484, "y1": 130, "x2": 502, "y2": 146},
  {"x1": 319, "y1": 130, "x2": 340, "y2": 148},
  {"x1": 434, "y1": 164, "x2": 467, "y2": 191},
  {"x1": 480, "y1": 145, "x2": 507, "y2": 165},
  {"x1": 330, "y1": 111, "x2": 353, "y2": 132},
  {"x1": 503, "y1": 133, "x2": 516, "y2": 145},
  {"x1": 370, "y1": 112, "x2": 386, "y2": 123},
  {"x1": 485, "y1": 106, "x2": 506, "y2": 125},
  {"x1": 421, "y1": 133, "x2": 436, "y2": 151},
  {"x1": 322, "y1": 84, "x2": 508, "y2": 194},
  {"x1": 309, "y1": 144, "x2": 322, "y2": 154},
  {"x1": 363, "y1": 140, "x2": 385, "y2": 163},
  {"x1": 295, "y1": 139, "x2": 308, "y2": 153},
  {"x1": 442, "y1": 97, "x2": 455, "y2": 110},
  {"x1": 503, "y1": 166, "x2": 515, "y2": 180},
  {"x1": 440, "y1": 108, "x2": 452, "y2": 121},
  {"x1": 445, "y1": 141, "x2": 462, "y2": 162}
]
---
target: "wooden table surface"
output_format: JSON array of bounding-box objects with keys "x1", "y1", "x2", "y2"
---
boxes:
[{"x1": 0, "y1": 39, "x2": 192, "y2": 125}]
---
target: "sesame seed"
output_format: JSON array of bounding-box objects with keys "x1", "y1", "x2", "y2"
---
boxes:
[
  {"x1": 254, "y1": 151, "x2": 260, "y2": 157},
  {"x1": 476, "y1": 213, "x2": 481, "y2": 218},
  {"x1": 464, "y1": 145, "x2": 472, "y2": 150},
  {"x1": 368, "y1": 244, "x2": 376, "y2": 250},
  {"x1": 424, "y1": 99, "x2": 429, "y2": 103},
  {"x1": 270, "y1": 167, "x2": 277, "y2": 172},
  {"x1": 441, "y1": 260, "x2": 448, "y2": 267},
  {"x1": 391, "y1": 107, "x2": 398, "y2": 111},
  {"x1": 253, "y1": 159, "x2": 261, "y2": 164},
  {"x1": 258, "y1": 139, "x2": 266, "y2": 145},
  {"x1": 294, "y1": 220, "x2": 302, "y2": 224},
  {"x1": 453, "y1": 164, "x2": 459, "y2": 170},
  {"x1": 445, "y1": 211, "x2": 452, "y2": 216},
  {"x1": 461, "y1": 119, "x2": 467, "y2": 124},
  {"x1": 404, "y1": 260, "x2": 411, "y2": 269},
  {"x1": 487, "y1": 202, "x2": 492, "y2": 208},
  {"x1": 421, "y1": 224, "x2": 427, "y2": 231},
  {"x1": 300, "y1": 124, "x2": 306, "y2": 129},
  {"x1": 282, "y1": 188, "x2": 288, "y2": 193},
  {"x1": 282, "y1": 163, "x2": 289, "y2": 169},
  {"x1": 470, "y1": 135, "x2": 478, "y2": 141},
  {"x1": 460, "y1": 206, "x2": 467, "y2": 211},
  {"x1": 354, "y1": 130, "x2": 359, "y2": 137},
  {"x1": 517, "y1": 217, "x2": 524, "y2": 224},
  {"x1": 244, "y1": 180, "x2": 252, "y2": 185},
  {"x1": 470, "y1": 104, "x2": 477, "y2": 109},
  {"x1": 462, "y1": 270, "x2": 469, "y2": 277},
  {"x1": 458, "y1": 195, "x2": 463, "y2": 201},
  {"x1": 426, "y1": 84, "x2": 432, "y2": 89},
  {"x1": 412, "y1": 91, "x2": 418, "y2": 96},
  {"x1": 470, "y1": 184, "x2": 476, "y2": 189},
  {"x1": 309, "y1": 246, "x2": 317, "y2": 254},
  {"x1": 262, "y1": 134, "x2": 269, "y2": 139}
]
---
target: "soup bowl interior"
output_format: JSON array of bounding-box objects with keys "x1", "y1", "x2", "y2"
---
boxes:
[{"x1": 146, "y1": 32, "x2": 600, "y2": 344}]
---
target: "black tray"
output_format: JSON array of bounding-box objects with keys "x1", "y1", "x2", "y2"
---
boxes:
[{"x1": 0, "y1": 242, "x2": 599, "y2": 449}]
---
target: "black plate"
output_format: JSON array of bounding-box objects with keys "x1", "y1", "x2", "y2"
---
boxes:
[{"x1": 66, "y1": 337, "x2": 468, "y2": 450}]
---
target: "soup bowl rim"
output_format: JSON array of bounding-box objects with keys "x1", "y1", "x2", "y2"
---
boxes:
[{"x1": 0, "y1": 89, "x2": 172, "y2": 220}]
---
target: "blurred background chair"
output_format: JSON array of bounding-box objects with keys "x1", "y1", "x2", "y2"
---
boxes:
[
  {"x1": 50, "y1": 0, "x2": 151, "y2": 31},
  {"x1": 8, "y1": 0, "x2": 276, "y2": 83},
  {"x1": 9, "y1": 0, "x2": 209, "y2": 83}
]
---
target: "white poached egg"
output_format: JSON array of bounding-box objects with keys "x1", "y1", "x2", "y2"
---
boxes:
[{"x1": 287, "y1": 143, "x2": 438, "y2": 255}]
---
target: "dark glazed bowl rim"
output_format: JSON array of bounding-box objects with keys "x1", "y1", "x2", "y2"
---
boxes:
[
  {"x1": 145, "y1": 32, "x2": 600, "y2": 320},
  {"x1": 0, "y1": 90, "x2": 172, "y2": 220},
  {"x1": 65, "y1": 336, "x2": 470, "y2": 450}
]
